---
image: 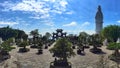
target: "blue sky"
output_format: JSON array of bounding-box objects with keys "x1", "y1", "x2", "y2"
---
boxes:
[{"x1": 0, "y1": 0, "x2": 120, "y2": 35}]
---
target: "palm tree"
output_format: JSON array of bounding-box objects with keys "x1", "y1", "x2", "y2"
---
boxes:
[{"x1": 49, "y1": 38, "x2": 75, "y2": 67}]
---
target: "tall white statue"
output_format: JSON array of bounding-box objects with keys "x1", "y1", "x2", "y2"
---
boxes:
[{"x1": 95, "y1": 5, "x2": 103, "y2": 34}]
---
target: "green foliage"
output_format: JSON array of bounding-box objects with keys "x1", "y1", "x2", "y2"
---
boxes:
[
  {"x1": 45, "y1": 32, "x2": 51, "y2": 40},
  {"x1": 78, "y1": 32, "x2": 89, "y2": 45},
  {"x1": 90, "y1": 34, "x2": 102, "y2": 46},
  {"x1": 15, "y1": 29, "x2": 28, "y2": 40},
  {"x1": 30, "y1": 29, "x2": 39, "y2": 37},
  {"x1": 0, "y1": 26, "x2": 28, "y2": 41},
  {"x1": 30, "y1": 29, "x2": 39, "y2": 44},
  {"x1": 0, "y1": 38, "x2": 16, "y2": 52},
  {"x1": 0, "y1": 26, "x2": 17, "y2": 40},
  {"x1": 18, "y1": 41, "x2": 29, "y2": 48},
  {"x1": 107, "y1": 42, "x2": 120, "y2": 50},
  {"x1": 50, "y1": 38, "x2": 75, "y2": 59},
  {"x1": 37, "y1": 42, "x2": 43, "y2": 50},
  {"x1": 101, "y1": 25, "x2": 120, "y2": 42}
]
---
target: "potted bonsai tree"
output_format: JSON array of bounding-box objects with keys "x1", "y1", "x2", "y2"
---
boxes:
[
  {"x1": 0, "y1": 38, "x2": 15, "y2": 61},
  {"x1": 89, "y1": 34, "x2": 102, "y2": 53},
  {"x1": 37, "y1": 42, "x2": 43, "y2": 54},
  {"x1": 18, "y1": 41, "x2": 29, "y2": 52},
  {"x1": 107, "y1": 42, "x2": 120, "y2": 61},
  {"x1": 30, "y1": 29, "x2": 39, "y2": 48},
  {"x1": 49, "y1": 38, "x2": 75, "y2": 68}
]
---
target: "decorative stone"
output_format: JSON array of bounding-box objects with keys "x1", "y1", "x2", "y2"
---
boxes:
[
  {"x1": 116, "y1": 38, "x2": 120, "y2": 43},
  {"x1": 0, "y1": 37, "x2": 3, "y2": 44}
]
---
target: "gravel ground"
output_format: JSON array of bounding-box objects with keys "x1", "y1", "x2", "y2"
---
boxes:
[{"x1": 0, "y1": 43, "x2": 119, "y2": 68}]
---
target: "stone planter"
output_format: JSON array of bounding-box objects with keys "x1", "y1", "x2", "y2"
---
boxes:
[
  {"x1": 90, "y1": 48, "x2": 102, "y2": 53},
  {"x1": 37, "y1": 50, "x2": 43, "y2": 54},
  {"x1": 18, "y1": 48, "x2": 29, "y2": 53},
  {"x1": 72, "y1": 46, "x2": 75, "y2": 49},
  {"x1": 50, "y1": 60, "x2": 71, "y2": 68},
  {"x1": 30, "y1": 45, "x2": 38, "y2": 48},
  {"x1": 44, "y1": 45, "x2": 48, "y2": 49}
]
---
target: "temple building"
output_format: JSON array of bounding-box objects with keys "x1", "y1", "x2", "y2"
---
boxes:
[
  {"x1": 95, "y1": 5, "x2": 103, "y2": 34},
  {"x1": 52, "y1": 29, "x2": 67, "y2": 40}
]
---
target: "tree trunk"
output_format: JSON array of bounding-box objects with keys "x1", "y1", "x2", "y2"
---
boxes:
[
  {"x1": 114, "y1": 49, "x2": 119, "y2": 56},
  {"x1": 23, "y1": 46, "x2": 26, "y2": 49},
  {"x1": 93, "y1": 45, "x2": 97, "y2": 49}
]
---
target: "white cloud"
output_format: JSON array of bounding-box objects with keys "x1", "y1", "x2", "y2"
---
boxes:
[
  {"x1": 65, "y1": 30, "x2": 95, "y2": 35},
  {"x1": 0, "y1": 0, "x2": 68, "y2": 14},
  {"x1": 117, "y1": 20, "x2": 120, "y2": 23},
  {"x1": 29, "y1": 16, "x2": 41, "y2": 19},
  {"x1": 45, "y1": 22, "x2": 54, "y2": 26},
  {"x1": 11, "y1": 1, "x2": 47, "y2": 13},
  {"x1": 63, "y1": 21, "x2": 77, "y2": 27},
  {"x1": 80, "y1": 30, "x2": 95, "y2": 35},
  {"x1": 66, "y1": 11, "x2": 74, "y2": 14},
  {"x1": 0, "y1": 21, "x2": 19, "y2": 26},
  {"x1": 0, "y1": 0, "x2": 70, "y2": 26},
  {"x1": 81, "y1": 22, "x2": 90, "y2": 27},
  {"x1": 59, "y1": 0, "x2": 68, "y2": 8}
]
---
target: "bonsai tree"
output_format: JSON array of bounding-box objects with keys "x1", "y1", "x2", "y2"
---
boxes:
[
  {"x1": 107, "y1": 42, "x2": 120, "y2": 61},
  {"x1": 18, "y1": 41, "x2": 29, "y2": 52},
  {"x1": 49, "y1": 38, "x2": 75, "y2": 67},
  {"x1": 78, "y1": 32, "x2": 89, "y2": 48},
  {"x1": 42, "y1": 36, "x2": 48, "y2": 49},
  {"x1": 0, "y1": 39, "x2": 15, "y2": 60},
  {"x1": 77, "y1": 42, "x2": 84, "y2": 54},
  {"x1": 37, "y1": 42, "x2": 43, "y2": 54},
  {"x1": 30, "y1": 29, "x2": 39, "y2": 48},
  {"x1": 108, "y1": 43, "x2": 120, "y2": 56},
  {"x1": 89, "y1": 34, "x2": 102, "y2": 53},
  {"x1": 101, "y1": 25, "x2": 120, "y2": 62}
]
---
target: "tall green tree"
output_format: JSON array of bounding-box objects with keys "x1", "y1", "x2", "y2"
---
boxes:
[
  {"x1": 0, "y1": 26, "x2": 17, "y2": 40},
  {"x1": 0, "y1": 26, "x2": 28, "y2": 41},
  {"x1": 101, "y1": 25, "x2": 120, "y2": 42},
  {"x1": 45, "y1": 32, "x2": 51, "y2": 40},
  {"x1": 43, "y1": 32, "x2": 51, "y2": 44},
  {"x1": 15, "y1": 30, "x2": 28, "y2": 41}
]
